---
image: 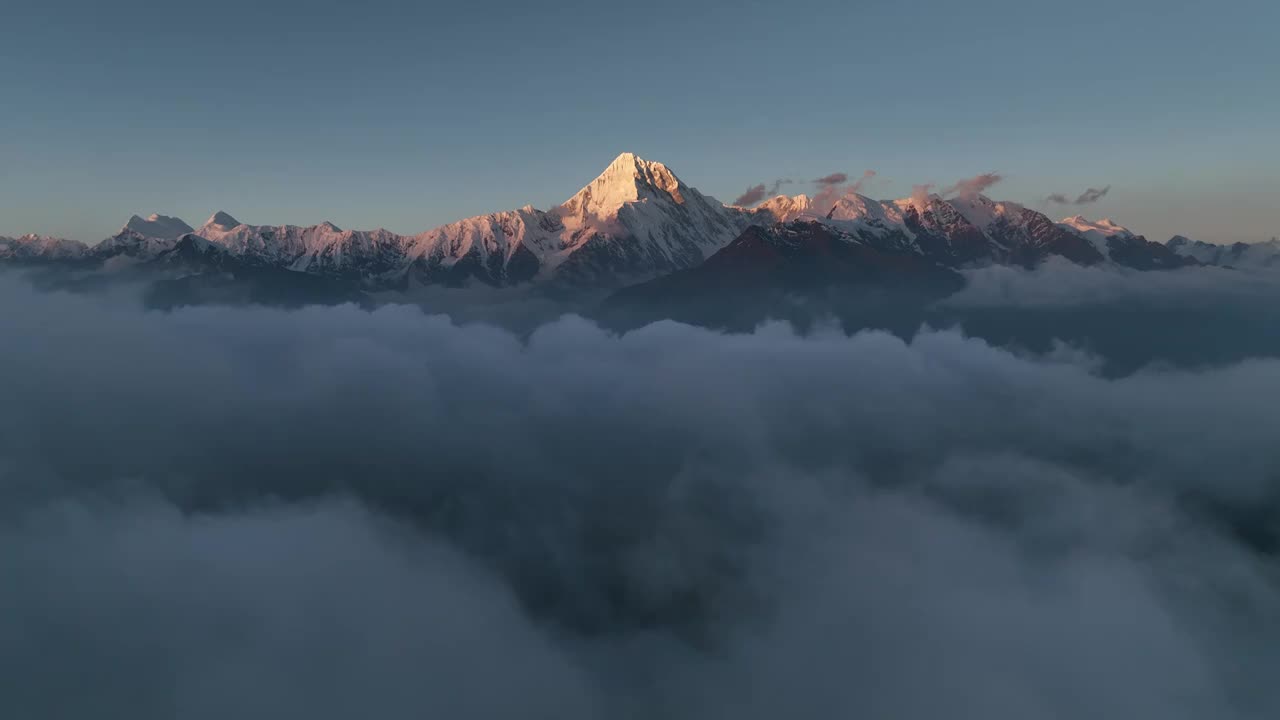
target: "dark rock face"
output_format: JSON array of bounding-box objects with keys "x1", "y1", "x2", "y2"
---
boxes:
[
  {"x1": 148, "y1": 235, "x2": 245, "y2": 273},
  {"x1": 609, "y1": 221, "x2": 964, "y2": 309},
  {"x1": 613, "y1": 205, "x2": 1189, "y2": 314},
  {"x1": 1106, "y1": 235, "x2": 1197, "y2": 270},
  {"x1": 1017, "y1": 210, "x2": 1106, "y2": 266},
  {"x1": 601, "y1": 208, "x2": 1215, "y2": 332},
  {"x1": 600, "y1": 221, "x2": 960, "y2": 334},
  {"x1": 904, "y1": 201, "x2": 1109, "y2": 268},
  {"x1": 503, "y1": 243, "x2": 542, "y2": 286},
  {"x1": 903, "y1": 201, "x2": 995, "y2": 266}
]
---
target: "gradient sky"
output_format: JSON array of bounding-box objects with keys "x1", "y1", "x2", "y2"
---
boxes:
[{"x1": 3, "y1": 0, "x2": 1277, "y2": 244}]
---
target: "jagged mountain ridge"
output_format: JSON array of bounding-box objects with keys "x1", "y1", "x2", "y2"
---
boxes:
[
  {"x1": 3, "y1": 153, "x2": 1266, "y2": 291},
  {"x1": 18, "y1": 153, "x2": 754, "y2": 288},
  {"x1": 613, "y1": 219, "x2": 967, "y2": 298},
  {"x1": 125, "y1": 213, "x2": 194, "y2": 240},
  {"x1": 758, "y1": 192, "x2": 1189, "y2": 270},
  {"x1": 602, "y1": 218, "x2": 970, "y2": 332},
  {"x1": 0, "y1": 234, "x2": 89, "y2": 261}
]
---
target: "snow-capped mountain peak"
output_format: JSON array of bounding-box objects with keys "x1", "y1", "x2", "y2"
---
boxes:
[
  {"x1": 1057, "y1": 215, "x2": 1134, "y2": 244},
  {"x1": 944, "y1": 195, "x2": 1023, "y2": 231},
  {"x1": 754, "y1": 194, "x2": 814, "y2": 223},
  {"x1": 1059, "y1": 215, "x2": 1131, "y2": 234},
  {"x1": 559, "y1": 152, "x2": 688, "y2": 221},
  {"x1": 754, "y1": 193, "x2": 912, "y2": 241},
  {"x1": 124, "y1": 213, "x2": 194, "y2": 240},
  {"x1": 828, "y1": 193, "x2": 910, "y2": 227},
  {"x1": 0, "y1": 233, "x2": 88, "y2": 260},
  {"x1": 203, "y1": 211, "x2": 242, "y2": 231}
]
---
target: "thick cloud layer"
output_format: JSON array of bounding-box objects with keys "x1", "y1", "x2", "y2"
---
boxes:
[
  {"x1": 2, "y1": 274, "x2": 1279, "y2": 718},
  {"x1": 932, "y1": 261, "x2": 1280, "y2": 374},
  {"x1": 949, "y1": 258, "x2": 1280, "y2": 308}
]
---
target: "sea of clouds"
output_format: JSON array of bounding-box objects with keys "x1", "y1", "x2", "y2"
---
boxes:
[{"x1": 1, "y1": 269, "x2": 1278, "y2": 719}]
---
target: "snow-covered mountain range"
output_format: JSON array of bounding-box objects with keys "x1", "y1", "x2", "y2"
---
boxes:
[
  {"x1": 755, "y1": 194, "x2": 1195, "y2": 270},
  {"x1": 3, "y1": 153, "x2": 1274, "y2": 294}
]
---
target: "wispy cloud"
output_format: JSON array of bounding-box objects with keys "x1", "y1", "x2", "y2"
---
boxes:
[
  {"x1": 733, "y1": 184, "x2": 769, "y2": 207},
  {"x1": 911, "y1": 183, "x2": 936, "y2": 209},
  {"x1": 1075, "y1": 186, "x2": 1110, "y2": 204},
  {"x1": 848, "y1": 169, "x2": 876, "y2": 194},
  {"x1": 1046, "y1": 185, "x2": 1112, "y2": 205},
  {"x1": 734, "y1": 178, "x2": 795, "y2": 207},
  {"x1": 812, "y1": 170, "x2": 878, "y2": 213},
  {"x1": 942, "y1": 172, "x2": 1003, "y2": 199}
]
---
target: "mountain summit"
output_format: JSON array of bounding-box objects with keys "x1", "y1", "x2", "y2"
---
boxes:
[
  {"x1": 124, "y1": 214, "x2": 194, "y2": 240},
  {"x1": 203, "y1": 211, "x2": 242, "y2": 231},
  {"x1": 399, "y1": 153, "x2": 750, "y2": 287},
  {"x1": 560, "y1": 152, "x2": 688, "y2": 220}
]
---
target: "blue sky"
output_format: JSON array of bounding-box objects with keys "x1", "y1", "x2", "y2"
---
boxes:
[{"x1": 2, "y1": 0, "x2": 1277, "y2": 244}]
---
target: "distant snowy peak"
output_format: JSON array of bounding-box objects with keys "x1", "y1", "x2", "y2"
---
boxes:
[
  {"x1": 759, "y1": 197, "x2": 1133, "y2": 250},
  {"x1": 753, "y1": 193, "x2": 1111, "y2": 267},
  {"x1": 754, "y1": 193, "x2": 914, "y2": 243},
  {"x1": 1057, "y1": 215, "x2": 1134, "y2": 243},
  {"x1": 754, "y1": 194, "x2": 813, "y2": 223},
  {"x1": 828, "y1": 194, "x2": 911, "y2": 231},
  {"x1": 202, "y1": 211, "x2": 242, "y2": 232},
  {"x1": 0, "y1": 233, "x2": 88, "y2": 260},
  {"x1": 757, "y1": 192, "x2": 1008, "y2": 230},
  {"x1": 1054, "y1": 215, "x2": 1192, "y2": 269},
  {"x1": 194, "y1": 216, "x2": 409, "y2": 275},
  {"x1": 945, "y1": 195, "x2": 1024, "y2": 231},
  {"x1": 124, "y1": 213, "x2": 194, "y2": 240}
]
